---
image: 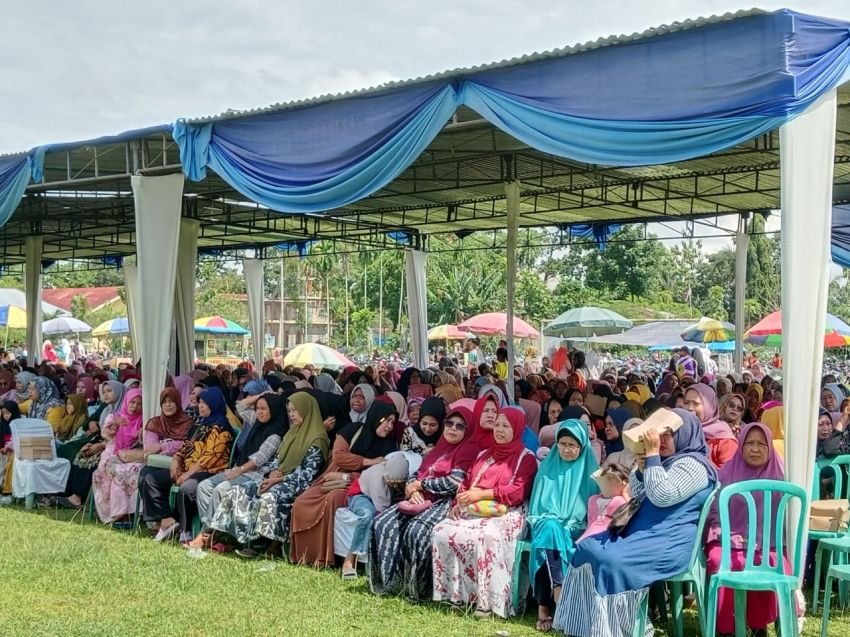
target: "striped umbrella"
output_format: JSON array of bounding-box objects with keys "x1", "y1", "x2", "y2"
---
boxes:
[
  {"x1": 427, "y1": 324, "x2": 474, "y2": 340},
  {"x1": 283, "y1": 342, "x2": 356, "y2": 369},
  {"x1": 744, "y1": 310, "x2": 850, "y2": 348},
  {"x1": 0, "y1": 305, "x2": 27, "y2": 329},
  {"x1": 680, "y1": 317, "x2": 736, "y2": 343},
  {"x1": 92, "y1": 317, "x2": 130, "y2": 336},
  {"x1": 194, "y1": 316, "x2": 250, "y2": 335}
]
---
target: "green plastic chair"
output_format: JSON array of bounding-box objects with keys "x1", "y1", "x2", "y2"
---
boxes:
[
  {"x1": 811, "y1": 454, "x2": 850, "y2": 612},
  {"x1": 705, "y1": 479, "x2": 807, "y2": 637},
  {"x1": 510, "y1": 537, "x2": 532, "y2": 615},
  {"x1": 821, "y1": 563, "x2": 850, "y2": 637}
]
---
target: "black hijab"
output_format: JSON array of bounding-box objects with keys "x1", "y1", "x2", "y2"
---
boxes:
[
  {"x1": 234, "y1": 394, "x2": 286, "y2": 467},
  {"x1": 1, "y1": 400, "x2": 20, "y2": 443},
  {"x1": 339, "y1": 400, "x2": 398, "y2": 458},
  {"x1": 396, "y1": 367, "x2": 419, "y2": 399},
  {"x1": 413, "y1": 397, "x2": 446, "y2": 446},
  {"x1": 302, "y1": 388, "x2": 351, "y2": 446}
]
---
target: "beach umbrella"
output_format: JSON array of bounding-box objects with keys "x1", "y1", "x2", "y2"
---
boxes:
[
  {"x1": 0, "y1": 305, "x2": 27, "y2": 329},
  {"x1": 283, "y1": 342, "x2": 356, "y2": 369},
  {"x1": 42, "y1": 316, "x2": 93, "y2": 335},
  {"x1": 544, "y1": 306, "x2": 632, "y2": 338},
  {"x1": 92, "y1": 317, "x2": 130, "y2": 337},
  {"x1": 193, "y1": 316, "x2": 250, "y2": 335},
  {"x1": 427, "y1": 324, "x2": 474, "y2": 341},
  {"x1": 680, "y1": 317, "x2": 736, "y2": 343},
  {"x1": 457, "y1": 312, "x2": 540, "y2": 339},
  {"x1": 744, "y1": 310, "x2": 850, "y2": 348}
]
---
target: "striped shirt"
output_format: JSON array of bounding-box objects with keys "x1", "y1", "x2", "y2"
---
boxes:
[{"x1": 629, "y1": 455, "x2": 710, "y2": 508}]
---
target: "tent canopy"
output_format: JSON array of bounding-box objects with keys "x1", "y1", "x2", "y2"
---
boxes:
[{"x1": 0, "y1": 9, "x2": 846, "y2": 266}]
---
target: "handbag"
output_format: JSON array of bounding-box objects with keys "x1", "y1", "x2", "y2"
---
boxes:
[
  {"x1": 398, "y1": 499, "x2": 433, "y2": 516},
  {"x1": 466, "y1": 499, "x2": 508, "y2": 518},
  {"x1": 607, "y1": 497, "x2": 640, "y2": 536}
]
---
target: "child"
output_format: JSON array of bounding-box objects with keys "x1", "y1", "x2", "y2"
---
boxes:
[{"x1": 577, "y1": 464, "x2": 630, "y2": 542}]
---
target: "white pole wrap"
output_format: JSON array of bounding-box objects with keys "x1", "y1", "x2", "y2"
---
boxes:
[
  {"x1": 124, "y1": 264, "x2": 140, "y2": 361},
  {"x1": 734, "y1": 218, "x2": 749, "y2": 374},
  {"x1": 132, "y1": 173, "x2": 184, "y2": 424},
  {"x1": 780, "y1": 89, "x2": 837, "y2": 574},
  {"x1": 405, "y1": 249, "x2": 428, "y2": 369},
  {"x1": 505, "y1": 180, "x2": 520, "y2": 403},
  {"x1": 25, "y1": 235, "x2": 43, "y2": 365},
  {"x1": 243, "y1": 258, "x2": 266, "y2": 365},
  {"x1": 175, "y1": 218, "x2": 200, "y2": 375}
]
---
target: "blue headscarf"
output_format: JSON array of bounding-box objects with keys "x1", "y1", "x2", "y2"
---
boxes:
[
  {"x1": 527, "y1": 419, "x2": 600, "y2": 589},
  {"x1": 198, "y1": 387, "x2": 232, "y2": 431},
  {"x1": 604, "y1": 408, "x2": 631, "y2": 455},
  {"x1": 668, "y1": 408, "x2": 718, "y2": 482}
]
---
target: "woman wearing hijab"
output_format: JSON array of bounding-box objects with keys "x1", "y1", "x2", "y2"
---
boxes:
[
  {"x1": 704, "y1": 422, "x2": 795, "y2": 636},
  {"x1": 684, "y1": 384, "x2": 738, "y2": 469},
  {"x1": 369, "y1": 405, "x2": 480, "y2": 600},
  {"x1": 821, "y1": 383, "x2": 845, "y2": 413},
  {"x1": 26, "y1": 376, "x2": 66, "y2": 434},
  {"x1": 526, "y1": 418, "x2": 599, "y2": 631},
  {"x1": 315, "y1": 372, "x2": 342, "y2": 395},
  {"x1": 743, "y1": 383, "x2": 765, "y2": 423},
  {"x1": 0, "y1": 400, "x2": 20, "y2": 498},
  {"x1": 349, "y1": 383, "x2": 376, "y2": 424},
  {"x1": 602, "y1": 417, "x2": 642, "y2": 471},
  {"x1": 400, "y1": 397, "x2": 444, "y2": 456},
  {"x1": 55, "y1": 393, "x2": 89, "y2": 442},
  {"x1": 289, "y1": 401, "x2": 398, "y2": 567},
  {"x1": 406, "y1": 397, "x2": 424, "y2": 427},
  {"x1": 172, "y1": 375, "x2": 194, "y2": 410},
  {"x1": 59, "y1": 380, "x2": 126, "y2": 508},
  {"x1": 432, "y1": 406, "x2": 538, "y2": 619},
  {"x1": 602, "y1": 408, "x2": 630, "y2": 459},
  {"x1": 76, "y1": 376, "x2": 98, "y2": 406},
  {"x1": 92, "y1": 387, "x2": 145, "y2": 523},
  {"x1": 554, "y1": 409, "x2": 717, "y2": 637},
  {"x1": 719, "y1": 393, "x2": 747, "y2": 437}
]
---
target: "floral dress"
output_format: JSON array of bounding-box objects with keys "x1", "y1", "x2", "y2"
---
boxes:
[
  {"x1": 92, "y1": 441, "x2": 144, "y2": 523},
  {"x1": 211, "y1": 446, "x2": 324, "y2": 544}
]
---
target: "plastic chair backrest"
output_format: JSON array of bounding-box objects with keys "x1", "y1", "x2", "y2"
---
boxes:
[
  {"x1": 717, "y1": 478, "x2": 807, "y2": 579},
  {"x1": 10, "y1": 418, "x2": 57, "y2": 460},
  {"x1": 228, "y1": 425, "x2": 242, "y2": 468},
  {"x1": 813, "y1": 454, "x2": 850, "y2": 500},
  {"x1": 685, "y1": 482, "x2": 720, "y2": 569}
]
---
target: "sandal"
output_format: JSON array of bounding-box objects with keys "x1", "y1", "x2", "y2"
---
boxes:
[
  {"x1": 472, "y1": 608, "x2": 492, "y2": 620},
  {"x1": 536, "y1": 617, "x2": 553, "y2": 632},
  {"x1": 210, "y1": 542, "x2": 233, "y2": 554},
  {"x1": 341, "y1": 565, "x2": 358, "y2": 580}
]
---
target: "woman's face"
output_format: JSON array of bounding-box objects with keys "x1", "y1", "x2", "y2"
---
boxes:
[
  {"x1": 604, "y1": 417, "x2": 619, "y2": 441},
  {"x1": 0, "y1": 407, "x2": 10, "y2": 421},
  {"x1": 15, "y1": 378, "x2": 24, "y2": 392},
  {"x1": 256, "y1": 398, "x2": 272, "y2": 424},
  {"x1": 102, "y1": 384, "x2": 115, "y2": 404},
  {"x1": 683, "y1": 389, "x2": 705, "y2": 422},
  {"x1": 419, "y1": 415, "x2": 440, "y2": 437},
  {"x1": 350, "y1": 388, "x2": 366, "y2": 413},
  {"x1": 822, "y1": 389, "x2": 838, "y2": 411},
  {"x1": 659, "y1": 430, "x2": 676, "y2": 457},
  {"x1": 198, "y1": 399, "x2": 211, "y2": 418},
  {"x1": 161, "y1": 397, "x2": 178, "y2": 417},
  {"x1": 65, "y1": 398, "x2": 76, "y2": 415},
  {"x1": 28, "y1": 382, "x2": 39, "y2": 402},
  {"x1": 567, "y1": 376, "x2": 579, "y2": 390},
  {"x1": 407, "y1": 403, "x2": 420, "y2": 424},
  {"x1": 568, "y1": 391, "x2": 584, "y2": 407},
  {"x1": 375, "y1": 414, "x2": 396, "y2": 438},
  {"x1": 76, "y1": 381, "x2": 87, "y2": 395},
  {"x1": 127, "y1": 397, "x2": 141, "y2": 416},
  {"x1": 748, "y1": 389, "x2": 762, "y2": 411},
  {"x1": 493, "y1": 414, "x2": 515, "y2": 445},
  {"x1": 547, "y1": 401, "x2": 563, "y2": 424},
  {"x1": 189, "y1": 387, "x2": 202, "y2": 407},
  {"x1": 480, "y1": 399, "x2": 499, "y2": 430},
  {"x1": 721, "y1": 397, "x2": 744, "y2": 425},
  {"x1": 818, "y1": 415, "x2": 834, "y2": 441},
  {"x1": 410, "y1": 371, "x2": 421, "y2": 385},
  {"x1": 554, "y1": 383, "x2": 567, "y2": 399},
  {"x1": 556, "y1": 434, "x2": 582, "y2": 461},
  {"x1": 668, "y1": 375, "x2": 679, "y2": 390},
  {"x1": 442, "y1": 415, "x2": 466, "y2": 444},
  {"x1": 742, "y1": 427, "x2": 770, "y2": 468},
  {"x1": 286, "y1": 401, "x2": 302, "y2": 427}
]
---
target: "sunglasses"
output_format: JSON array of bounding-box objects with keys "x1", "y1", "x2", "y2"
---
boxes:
[{"x1": 444, "y1": 420, "x2": 467, "y2": 431}]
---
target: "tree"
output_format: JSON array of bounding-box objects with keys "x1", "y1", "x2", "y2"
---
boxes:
[
  {"x1": 584, "y1": 226, "x2": 665, "y2": 299},
  {"x1": 746, "y1": 215, "x2": 781, "y2": 323}
]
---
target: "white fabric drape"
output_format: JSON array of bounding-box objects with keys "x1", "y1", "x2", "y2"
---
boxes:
[
  {"x1": 124, "y1": 264, "x2": 140, "y2": 362},
  {"x1": 243, "y1": 258, "x2": 266, "y2": 365},
  {"x1": 780, "y1": 89, "x2": 837, "y2": 573},
  {"x1": 25, "y1": 236, "x2": 43, "y2": 364},
  {"x1": 504, "y1": 180, "x2": 520, "y2": 402},
  {"x1": 11, "y1": 418, "x2": 70, "y2": 499},
  {"x1": 733, "y1": 218, "x2": 749, "y2": 373},
  {"x1": 175, "y1": 218, "x2": 200, "y2": 374},
  {"x1": 404, "y1": 249, "x2": 428, "y2": 369},
  {"x1": 132, "y1": 174, "x2": 185, "y2": 424}
]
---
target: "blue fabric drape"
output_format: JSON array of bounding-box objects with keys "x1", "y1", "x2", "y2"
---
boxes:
[
  {"x1": 173, "y1": 10, "x2": 849, "y2": 216},
  {"x1": 0, "y1": 148, "x2": 44, "y2": 229}
]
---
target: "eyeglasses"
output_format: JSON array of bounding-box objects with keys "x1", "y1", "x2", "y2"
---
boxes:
[
  {"x1": 557, "y1": 441, "x2": 582, "y2": 452},
  {"x1": 727, "y1": 403, "x2": 744, "y2": 411},
  {"x1": 444, "y1": 420, "x2": 467, "y2": 431}
]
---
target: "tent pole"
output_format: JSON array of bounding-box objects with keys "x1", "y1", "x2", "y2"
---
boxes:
[
  {"x1": 734, "y1": 215, "x2": 749, "y2": 373},
  {"x1": 505, "y1": 177, "x2": 520, "y2": 403}
]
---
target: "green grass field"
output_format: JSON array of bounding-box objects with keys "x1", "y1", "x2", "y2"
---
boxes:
[{"x1": 0, "y1": 506, "x2": 848, "y2": 637}]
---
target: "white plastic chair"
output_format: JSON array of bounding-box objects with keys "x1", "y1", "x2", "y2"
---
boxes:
[{"x1": 11, "y1": 418, "x2": 70, "y2": 508}]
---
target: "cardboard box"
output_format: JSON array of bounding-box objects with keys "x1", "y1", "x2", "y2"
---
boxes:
[
  {"x1": 809, "y1": 499, "x2": 850, "y2": 532},
  {"x1": 622, "y1": 408, "x2": 684, "y2": 455},
  {"x1": 584, "y1": 394, "x2": 608, "y2": 418},
  {"x1": 19, "y1": 436, "x2": 54, "y2": 460}
]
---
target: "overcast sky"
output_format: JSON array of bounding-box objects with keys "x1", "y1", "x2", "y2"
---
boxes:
[{"x1": 2, "y1": 1, "x2": 847, "y2": 257}]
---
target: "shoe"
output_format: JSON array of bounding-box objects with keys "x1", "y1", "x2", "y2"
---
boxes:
[
  {"x1": 472, "y1": 608, "x2": 492, "y2": 620},
  {"x1": 235, "y1": 548, "x2": 261, "y2": 559},
  {"x1": 153, "y1": 522, "x2": 180, "y2": 542}
]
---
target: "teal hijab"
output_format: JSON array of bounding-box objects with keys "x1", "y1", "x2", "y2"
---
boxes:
[{"x1": 527, "y1": 418, "x2": 599, "y2": 588}]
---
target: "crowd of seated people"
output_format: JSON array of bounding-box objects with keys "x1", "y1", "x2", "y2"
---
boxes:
[{"x1": 0, "y1": 349, "x2": 825, "y2": 636}]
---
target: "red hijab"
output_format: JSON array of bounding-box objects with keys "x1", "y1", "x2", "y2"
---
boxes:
[
  {"x1": 418, "y1": 406, "x2": 481, "y2": 484},
  {"x1": 472, "y1": 394, "x2": 500, "y2": 448},
  {"x1": 466, "y1": 406, "x2": 529, "y2": 490}
]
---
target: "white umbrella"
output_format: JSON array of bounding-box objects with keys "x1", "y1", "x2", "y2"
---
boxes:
[{"x1": 42, "y1": 316, "x2": 93, "y2": 335}]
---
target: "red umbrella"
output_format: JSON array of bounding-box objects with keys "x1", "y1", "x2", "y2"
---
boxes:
[{"x1": 458, "y1": 312, "x2": 540, "y2": 339}]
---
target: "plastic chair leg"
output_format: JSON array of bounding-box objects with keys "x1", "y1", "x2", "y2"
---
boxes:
[
  {"x1": 777, "y1": 587, "x2": 799, "y2": 637},
  {"x1": 705, "y1": 580, "x2": 720, "y2": 637},
  {"x1": 691, "y1": 576, "x2": 706, "y2": 637},
  {"x1": 733, "y1": 588, "x2": 747, "y2": 637},
  {"x1": 24, "y1": 493, "x2": 34, "y2": 509},
  {"x1": 823, "y1": 575, "x2": 834, "y2": 637},
  {"x1": 632, "y1": 593, "x2": 648, "y2": 637},
  {"x1": 813, "y1": 545, "x2": 825, "y2": 613},
  {"x1": 668, "y1": 580, "x2": 684, "y2": 637},
  {"x1": 133, "y1": 491, "x2": 142, "y2": 529}
]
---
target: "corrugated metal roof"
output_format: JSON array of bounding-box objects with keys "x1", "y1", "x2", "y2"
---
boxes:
[{"x1": 182, "y1": 8, "x2": 768, "y2": 124}]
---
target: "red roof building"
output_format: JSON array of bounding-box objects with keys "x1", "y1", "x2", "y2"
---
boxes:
[{"x1": 42, "y1": 287, "x2": 122, "y2": 313}]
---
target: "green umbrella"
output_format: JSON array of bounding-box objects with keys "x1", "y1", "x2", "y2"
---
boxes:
[{"x1": 544, "y1": 306, "x2": 632, "y2": 338}]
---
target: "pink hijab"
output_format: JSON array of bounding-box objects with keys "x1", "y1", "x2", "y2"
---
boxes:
[
  {"x1": 687, "y1": 383, "x2": 737, "y2": 441},
  {"x1": 112, "y1": 387, "x2": 144, "y2": 453},
  {"x1": 707, "y1": 422, "x2": 785, "y2": 548},
  {"x1": 173, "y1": 375, "x2": 194, "y2": 409}
]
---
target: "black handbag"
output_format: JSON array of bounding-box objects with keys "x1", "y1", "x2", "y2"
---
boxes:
[{"x1": 607, "y1": 497, "x2": 641, "y2": 536}]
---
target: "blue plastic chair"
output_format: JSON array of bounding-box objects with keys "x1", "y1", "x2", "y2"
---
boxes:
[
  {"x1": 705, "y1": 479, "x2": 807, "y2": 637},
  {"x1": 811, "y1": 454, "x2": 850, "y2": 612}
]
